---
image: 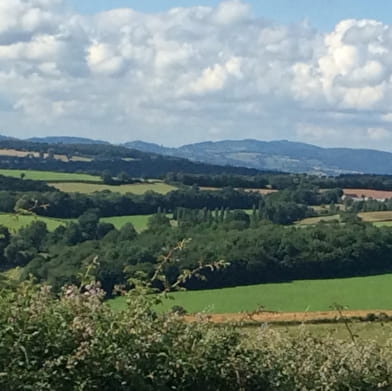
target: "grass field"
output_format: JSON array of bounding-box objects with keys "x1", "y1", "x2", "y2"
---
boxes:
[
  {"x1": 359, "y1": 211, "x2": 392, "y2": 222},
  {"x1": 110, "y1": 273, "x2": 392, "y2": 314},
  {"x1": 51, "y1": 182, "x2": 177, "y2": 194},
  {"x1": 0, "y1": 213, "x2": 155, "y2": 233},
  {"x1": 296, "y1": 214, "x2": 340, "y2": 225},
  {"x1": 375, "y1": 221, "x2": 392, "y2": 227},
  {"x1": 101, "y1": 215, "x2": 152, "y2": 232},
  {"x1": 0, "y1": 213, "x2": 73, "y2": 232},
  {"x1": 0, "y1": 169, "x2": 100, "y2": 182}
]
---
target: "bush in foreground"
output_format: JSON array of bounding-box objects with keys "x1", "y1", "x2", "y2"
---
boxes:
[{"x1": 0, "y1": 281, "x2": 391, "y2": 390}]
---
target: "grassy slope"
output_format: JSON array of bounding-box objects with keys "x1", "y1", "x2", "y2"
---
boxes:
[
  {"x1": 296, "y1": 215, "x2": 340, "y2": 225},
  {"x1": 359, "y1": 211, "x2": 392, "y2": 222},
  {"x1": 0, "y1": 214, "x2": 73, "y2": 232},
  {"x1": 51, "y1": 182, "x2": 176, "y2": 194},
  {"x1": 0, "y1": 213, "x2": 154, "y2": 233},
  {"x1": 110, "y1": 274, "x2": 392, "y2": 313},
  {"x1": 101, "y1": 215, "x2": 152, "y2": 232},
  {"x1": 375, "y1": 221, "x2": 392, "y2": 227},
  {"x1": 0, "y1": 169, "x2": 100, "y2": 182}
]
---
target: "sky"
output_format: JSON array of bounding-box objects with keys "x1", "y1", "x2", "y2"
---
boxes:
[
  {"x1": 69, "y1": 0, "x2": 392, "y2": 32},
  {"x1": 1, "y1": 0, "x2": 392, "y2": 150}
]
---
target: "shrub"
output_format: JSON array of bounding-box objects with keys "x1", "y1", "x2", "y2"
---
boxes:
[{"x1": 0, "y1": 281, "x2": 391, "y2": 390}]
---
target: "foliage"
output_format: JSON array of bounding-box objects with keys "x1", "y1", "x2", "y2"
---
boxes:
[
  {"x1": 15, "y1": 214, "x2": 392, "y2": 295},
  {"x1": 0, "y1": 186, "x2": 263, "y2": 219},
  {"x1": 0, "y1": 281, "x2": 391, "y2": 390}
]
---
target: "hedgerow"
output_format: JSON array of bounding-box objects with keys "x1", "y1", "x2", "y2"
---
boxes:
[{"x1": 1, "y1": 280, "x2": 392, "y2": 390}]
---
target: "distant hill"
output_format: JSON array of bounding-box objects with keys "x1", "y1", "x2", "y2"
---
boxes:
[
  {"x1": 124, "y1": 139, "x2": 392, "y2": 175},
  {"x1": 0, "y1": 138, "x2": 261, "y2": 178},
  {"x1": 27, "y1": 136, "x2": 109, "y2": 145},
  {"x1": 0, "y1": 135, "x2": 14, "y2": 141}
]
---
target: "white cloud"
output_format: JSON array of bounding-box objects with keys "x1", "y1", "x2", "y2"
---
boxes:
[
  {"x1": 367, "y1": 127, "x2": 390, "y2": 140},
  {"x1": 213, "y1": 0, "x2": 251, "y2": 25},
  {"x1": 1, "y1": 0, "x2": 392, "y2": 149},
  {"x1": 189, "y1": 57, "x2": 243, "y2": 94}
]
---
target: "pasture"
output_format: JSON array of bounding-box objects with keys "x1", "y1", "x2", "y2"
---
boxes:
[
  {"x1": 359, "y1": 211, "x2": 392, "y2": 222},
  {"x1": 375, "y1": 221, "x2": 392, "y2": 227},
  {"x1": 296, "y1": 214, "x2": 340, "y2": 225},
  {"x1": 101, "y1": 215, "x2": 152, "y2": 232},
  {"x1": 51, "y1": 182, "x2": 176, "y2": 194},
  {"x1": 0, "y1": 213, "x2": 154, "y2": 233},
  {"x1": 0, "y1": 213, "x2": 72, "y2": 232},
  {"x1": 0, "y1": 169, "x2": 100, "y2": 182},
  {"x1": 110, "y1": 273, "x2": 392, "y2": 314}
]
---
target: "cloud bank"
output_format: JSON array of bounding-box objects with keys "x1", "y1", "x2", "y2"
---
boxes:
[{"x1": 1, "y1": 0, "x2": 392, "y2": 149}]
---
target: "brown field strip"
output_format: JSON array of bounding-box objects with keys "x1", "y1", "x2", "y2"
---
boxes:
[
  {"x1": 0, "y1": 149, "x2": 39, "y2": 158},
  {"x1": 359, "y1": 211, "x2": 392, "y2": 222},
  {"x1": 344, "y1": 188, "x2": 392, "y2": 199},
  {"x1": 0, "y1": 149, "x2": 91, "y2": 162},
  {"x1": 184, "y1": 310, "x2": 392, "y2": 324},
  {"x1": 244, "y1": 188, "x2": 278, "y2": 195},
  {"x1": 199, "y1": 187, "x2": 277, "y2": 194}
]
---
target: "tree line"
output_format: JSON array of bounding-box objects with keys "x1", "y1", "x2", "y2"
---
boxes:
[
  {"x1": 166, "y1": 172, "x2": 392, "y2": 191},
  {"x1": 1, "y1": 212, "x2": 388, "y2": 295}
]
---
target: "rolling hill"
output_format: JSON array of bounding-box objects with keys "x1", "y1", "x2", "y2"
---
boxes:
[
  {"x1": 0, "y1": 137, "x2": 261, "y2": 178},
  {"x1": 125, "y1": 139, "x2": 392, "y2": 175},
  {"x1": 27, "y1": 136, "x2": 109, "y2": 145}
]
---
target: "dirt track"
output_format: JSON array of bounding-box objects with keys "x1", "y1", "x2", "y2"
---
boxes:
[{"x1": 184, "y1": 310, "x2": 392, "y2": 324}]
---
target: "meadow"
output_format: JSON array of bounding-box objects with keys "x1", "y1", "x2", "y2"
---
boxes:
[
  {"x1": 51, "y1": 182, "x2": 176, "y2": 194},
  {"x1": 0, "y1": 213, "x2": 154, "y2": 233},
  {"x1": 101, "y1": 215, "x2": 152, "y2": 232},
  {"x1": 358, "y1": 211, "x2": 392, "y2": 222},
  {"x1": 296, "y1": 214, "x2": 340, "y2": 225},
  {"x1": 375, "y1": 221, "x2": 392, "y2": 227},
  {"x1": 110, "y1": 273, "x2": 392, "y2": 314},
  {"x1": 0, "y1": 213, "x2": 73, "y2": 232},
  {"x1": 0, "y1": 169, "x2": 100, "y2": 182}
]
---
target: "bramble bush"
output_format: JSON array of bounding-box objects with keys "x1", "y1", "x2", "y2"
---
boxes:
[{"x1": 1, "y1": 279, "x2": 392, "y2": 390}]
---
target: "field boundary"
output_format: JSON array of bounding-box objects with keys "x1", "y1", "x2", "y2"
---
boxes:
[{"x1": 183, "y1": 310, "x2": 392, "y2": 325}]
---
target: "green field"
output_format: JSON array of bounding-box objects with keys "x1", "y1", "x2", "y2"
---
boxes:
[
  {"x1": 0, "y1": 169, "x2": 101, "y2": 182},
  {"x1": 101, "y1": 215, "x2": 152, "y2": 232},
  {"x1": 375, "y1": 221, "x2": 392, "y2": 227},
  {"x1": 0, "y1": 213, "x2": 155, "y2": 233},
  {"x1": 0, "y1": 213, "x2": 72, "y2": 232},
  {"x1": 51, "y1": 182, "x2": 176, "y2": 194},
  {"x1": 110, "y1": 273, "x2": 392, "y2": 313},
  {"x1": 296, "y1": 214, "x2": 340, "y2": 225}
]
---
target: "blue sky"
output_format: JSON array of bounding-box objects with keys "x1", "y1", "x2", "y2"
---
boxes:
[{"x1": 69, "y1": 0, "x2": 392, "y2": 31}]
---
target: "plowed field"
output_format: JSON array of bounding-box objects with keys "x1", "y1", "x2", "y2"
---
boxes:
[{"x1": 344, "y1": 188, "x2": 392, "y2": 199}]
